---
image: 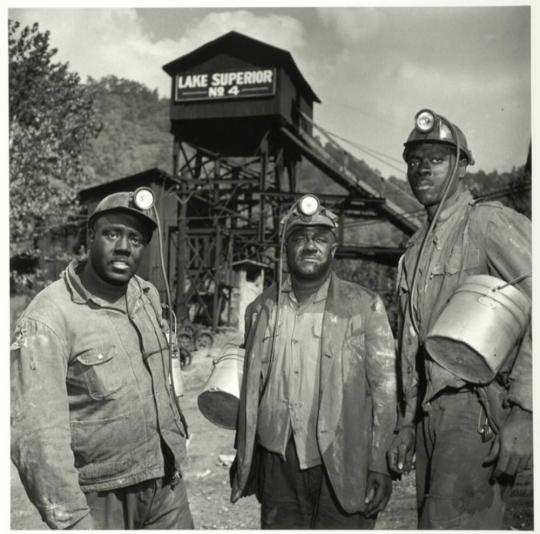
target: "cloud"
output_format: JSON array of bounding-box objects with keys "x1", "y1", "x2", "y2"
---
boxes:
[
  {"x1": 390, "y1": 58, "x2": 529, "y2": 102},
  {"x1": 178, "y1": 10, "x2": 306, "y2": 53},
  {"x1": 316, "y1": 7, "x2": 382, "y2": 43},
  {"x1": 171, "y1": 10, "x2": 316, "y2": 87},
  {"x1": 8, "y1": 7, "x2": 529, "y2": 173},
  {"x1": 9, "y1": 8, "x2": 307, "y2": 97}
]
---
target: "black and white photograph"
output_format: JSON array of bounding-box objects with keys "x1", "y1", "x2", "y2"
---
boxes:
[{"x1": 7, "y1": 2, "x2": 534, "y2": 530}]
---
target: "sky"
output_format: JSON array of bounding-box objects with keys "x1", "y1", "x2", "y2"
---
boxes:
[{"x1": 8, "y1": 4, "x2": 531, "y2": 176}]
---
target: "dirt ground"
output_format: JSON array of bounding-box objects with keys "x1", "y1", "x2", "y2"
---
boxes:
[{"x1": 10, "y1": 331, "x2": 533, "y2": 530}]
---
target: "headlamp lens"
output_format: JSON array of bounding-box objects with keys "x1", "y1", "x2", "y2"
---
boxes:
[
  {"x1": 415, "y1": 110, "x2": 436, "y2": 133},
  {"x1": 298, "y1": 195, "x2": 319, "y2": 216},
  {"x1": 133, "y1": 187, "x2": 154, "y2": 211}
]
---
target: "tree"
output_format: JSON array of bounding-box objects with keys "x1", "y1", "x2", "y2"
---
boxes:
[
  {"x1": 81, "y1": 76, "x2": 172, "y2": 183},
  {"x1": 9, "y1": 20, "x2": 101, "y2": 291}
]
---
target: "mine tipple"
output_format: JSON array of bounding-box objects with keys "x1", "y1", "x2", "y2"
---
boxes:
[
  {"x1": 79, "y1": 30, "x2": 421, "y2": 340},
  {"x1": 163, "y1": 31, "x2": 319, "y2": 155}
]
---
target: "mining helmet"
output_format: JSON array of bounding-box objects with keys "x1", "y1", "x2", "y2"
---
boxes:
[
  {"x1": 403, "y1": 109, "x2": 474, "y2": 165},
  {"x1": 283, "y1": 194, "x2": 339, "y2": 237},
  {"x1": 88, "y1": 188, "x2": 157, "y2": 234}
]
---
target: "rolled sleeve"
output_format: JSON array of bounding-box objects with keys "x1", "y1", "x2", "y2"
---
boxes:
[
  {"x1": 365, "y1": 295, "x2": 398, "y2": 474},
  {"x1": 11, "y1": 318, "x2": 90, "y2": 529}
]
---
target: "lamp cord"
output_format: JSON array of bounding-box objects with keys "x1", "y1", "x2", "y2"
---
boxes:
[
  {"x1": 152, "y1": 203, "x2": 189, "y2": 437},
  {"x1": 406, "y1": 116, "x2": 462, "y2": 340}
]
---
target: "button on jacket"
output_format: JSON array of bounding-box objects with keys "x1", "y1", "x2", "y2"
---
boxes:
[
  {"x1": 396, "y1": 191, "x2": 532, "y2": 427},
  {"x1": 11, "y1": 261, "x2": 187, "y2": 529},
  {"x1": 231, "y1": 271, "x2": 397, "y2": 513}
]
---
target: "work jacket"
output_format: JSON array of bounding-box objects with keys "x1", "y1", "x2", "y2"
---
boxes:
[
  {"x1": 396, "y1": 191, "x2": 532, "y2": 429},
  {"x1": 11, "y1": 261, "x2": 187, "y2": 529},
  {"x1": 230, "y1": 272, "x2": 397, "y2": 514}
]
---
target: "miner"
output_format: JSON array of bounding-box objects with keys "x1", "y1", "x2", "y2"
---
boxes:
[
  {"x1": 230, "y1": 195, "x2": 397, "y2": 529},
  {"x1": 388, "y1": 109, "x2": 532, "y2": 529},
  {"x1": 11, "y1": 190, "x2": 194, "y2": 529}
]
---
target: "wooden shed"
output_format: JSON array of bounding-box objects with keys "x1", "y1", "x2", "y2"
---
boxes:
[{"x1": 162, "y1": 31, "x2": 320, "y2": 156}]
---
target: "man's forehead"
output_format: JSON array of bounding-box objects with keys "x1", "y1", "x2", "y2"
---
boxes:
[
  {"x1": 288, "y1": 225, "x2": 334, "y2": 237},
  {"x1": 408, "y1": 142, "x2": 452, "y2": 156}
]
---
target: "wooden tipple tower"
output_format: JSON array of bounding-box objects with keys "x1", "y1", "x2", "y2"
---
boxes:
[{"x1": 162, "y1": 31, "x2": 419, "y2": 330}]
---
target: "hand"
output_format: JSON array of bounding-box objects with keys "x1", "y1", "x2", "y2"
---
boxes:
[
  {"x1": 484, "y1": 406, "x2": 532, "y2": 480},
  {"x1": 387, "y1": 425, "x2": 415, "y2": 474},
  {"x1": 364, "y1": 470, "x2": 392, "y2": 517}
]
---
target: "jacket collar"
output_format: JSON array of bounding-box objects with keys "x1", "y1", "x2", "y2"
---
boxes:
[
  {"x1": 63, "y1": 259, "x2": 150, "y2": 308},
  {"x1": 323, "y1": 271, "x2": 344, "y2": 319},
  {"x1": 320, "y1": 272, "x2": 348, "y2": 397},
  {"x1": 405, "y1": 189, "x2": 474, "y2": 249}
]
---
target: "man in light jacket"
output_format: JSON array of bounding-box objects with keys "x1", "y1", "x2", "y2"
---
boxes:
[{"x1": 11, "y1": 190, "x2": 193, "y2": 529}]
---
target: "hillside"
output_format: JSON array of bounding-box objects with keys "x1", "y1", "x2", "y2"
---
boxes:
[
  {"x1": 81, "y1": 75, "x2": 530, "y2": 222},
  {"x1": 81, "y1": 76, "x2": 173, "y2": 184},
  {"x1": 76, "y1": 76, "x2": 530, "y2": 330}
]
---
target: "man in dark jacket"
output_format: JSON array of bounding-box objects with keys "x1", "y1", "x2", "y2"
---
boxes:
[
  {"x1": 387, "y1": 110, "x2": 532, "y2": 529},
  {"x1": 230, "y1": 195, "x2": 397, "y2": 529},
  {"x1": 11, "y1": 189, "x2": 194, "y2": 529}
]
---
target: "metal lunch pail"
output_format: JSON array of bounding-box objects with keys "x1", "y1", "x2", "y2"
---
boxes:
[
  {"x1": 424, "y1": 274, "x2": 530, "y2": 384},
  {"x1": 197, "y1": 345, "x2": 245, "y2": 430}
]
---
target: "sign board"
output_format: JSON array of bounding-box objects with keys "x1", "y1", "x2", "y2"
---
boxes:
[{"x1": 174, "y1": 68, "x2": 276, "y2": 102}]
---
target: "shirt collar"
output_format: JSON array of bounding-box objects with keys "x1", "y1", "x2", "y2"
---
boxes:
[
  {"x1": 63, "y1": 259, "x2": 150, "y2": 308},
  {"x1": 436, "y1": 189, "x2": 474, "y2": 224},
  {"x1": 405, "y1": 189, "x2": 474, "y2": 248},
  {"x1": 282, "y1": 273, "x2": 331, "y2": 305}
]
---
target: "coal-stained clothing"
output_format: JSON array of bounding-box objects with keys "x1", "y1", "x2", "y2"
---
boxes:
[
  {"x1": 83, "y1": 473, "x2": 194, "y2": 529},
  {"x1": 415, "y1": 389, "x2": 506, "y2": 529},
  {"x1": 395, "y1": 190, "x2": 531, "y2": 528},
  {"x1": 396, "y1": 190, "x2": 532, "y2": 428},
  {"x1": 257, "y1": 276, "x2": 329, "y2": 469},
  {"x1": 231, "y1": 271, "x2": 397, "y2": 515},
  {"x1": 259, "y1": 438, "x2": 376, "y2": 529},
  {"x1": 11, "y1": 260, "x2": 190, "y2": 529}
]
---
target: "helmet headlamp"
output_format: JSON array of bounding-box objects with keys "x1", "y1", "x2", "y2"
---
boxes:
[
  {"x1": 132, "y1": 187, "x2": 155, "y2": 211},
  {"x1": 404, "y1": 109, "x2": 474, "y2": 165},
  {"x1": 415, "y1": 109, "x2": 436, "y2": 134},
  {"x1": 298, "y1": 194, "x2": 319, "y2": 217}
]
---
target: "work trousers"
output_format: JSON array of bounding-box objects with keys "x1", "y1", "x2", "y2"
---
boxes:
[
  {"x1": 258, "y1": 438, "x2": 376, "y2": 530},
  {"x1": 416, "y1": 389, "x2": 509, "y2": 529},
  {"x1": 84, "y1": 474, "x2": 194, "y2": 529}
]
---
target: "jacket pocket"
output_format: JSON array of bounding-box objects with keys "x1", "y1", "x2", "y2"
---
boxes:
[
  {"x1": 71, "y1": 414, "x2": 134, "y2": 474},
  {"x1": 74, "y1": 347, "x2": 125, "y2": 400},
  {"x1": 430, "y1": 247, "x2": 480, "y2": 277},
  {"x1": 430, "y1": 258, "x2": 461, "y2": 276}
]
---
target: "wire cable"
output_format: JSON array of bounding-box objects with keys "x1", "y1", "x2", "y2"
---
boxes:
[
  {"x1": 405, "y1": 115, "x2": 462, "y2": 339},
  {"x1": 300, "y1": 111, "x2": 405, "y2": 173},
  {"x1": 259, "y1": 201, "x2": 298, "y2": 400},
  {"x1": 152, "y1": 202, "x2": 190, "y2": 437}
]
